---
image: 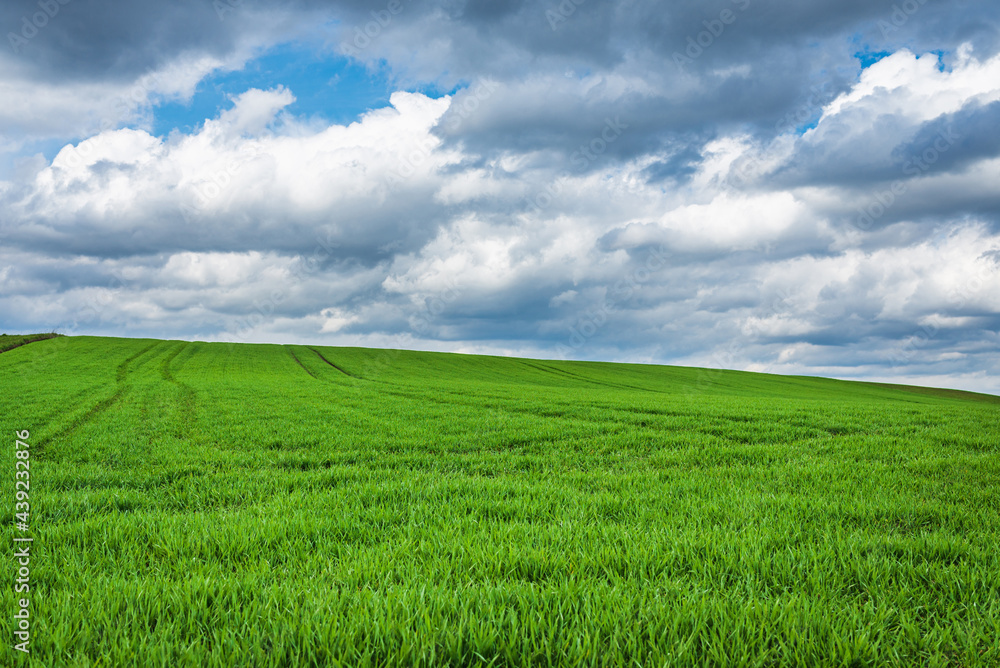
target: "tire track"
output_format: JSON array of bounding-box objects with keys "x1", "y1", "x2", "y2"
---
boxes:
[
  {"x1": 161, "y1": 341, "x2": 198, "y2": 432},
  {"x1": 285, "y1": 346, "x2": 317, "y2": 379},
  {"x1": 308, "y1": 347, "x2": 359, "y2": 379},
  {"x1": 36, "y1": 340, "x2": 163, "y2": 452},
  {"x1": 516, "y1": 359, "x2": 661, "y2": 394},
  {"x1": 363, "y1": 383, "x2": 622, "y2": 429}
]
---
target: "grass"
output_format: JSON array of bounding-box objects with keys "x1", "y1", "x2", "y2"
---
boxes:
[
  {"x1": 0, "y1": 332, "x2": 61, "y2": 354},
  {"x1": 1, "y1": 335, "x2": 998, "y2": 667}
]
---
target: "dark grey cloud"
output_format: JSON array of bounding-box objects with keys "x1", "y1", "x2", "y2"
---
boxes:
[
  {"x1": 2, "y1": 0, "x2": 1000, "y2": 393},
  {"x1": 4, "y1": 0, "x2": 248, "y2": 79},
  {"x1": 896, "y1": 100, "x2": 1000, "y2": 175},
  {"x1": 774, "y1": 97, "x2": 1000, "y2": 192},
  {"x1": 5, "y1": 0, "x2": 998, "y2": 167},
  {"x1": 642, "y1": 143, "x2": 704, "y2": 184},
  {"x1": 372, "y1": 0, "x2": 1000, "y2": 162}
]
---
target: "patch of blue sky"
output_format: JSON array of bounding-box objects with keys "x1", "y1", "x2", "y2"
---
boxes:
[
  {"x1": 150, "y1": 41, "x2": 402, "y2": 137},
  {"x1": 854, "y1": 49, "x2": 893, "y2": 69},
  {"x1": 5, "y1": 41, "x2": 468, "y2": 174}
]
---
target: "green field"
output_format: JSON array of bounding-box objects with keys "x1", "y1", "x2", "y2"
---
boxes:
[
  {"x1": 2, "y1": 335, "x2": 998, "y2": 667},
  {"x1": 0, "y1": 333, "x2": 60, "y2": 355}
]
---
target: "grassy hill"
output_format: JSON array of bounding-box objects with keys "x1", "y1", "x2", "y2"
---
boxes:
[
  {"x1": 0, "y1": 332, "x2": 60, "y2": 354},
  {"x1": 2, "y1": 335, "x2": 998, "y2": 666}
]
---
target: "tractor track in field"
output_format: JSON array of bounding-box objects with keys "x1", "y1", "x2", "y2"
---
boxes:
[
  {"x1": 308, "y1": 347, "x2": 359, "y2": 379},
  {"x1": 161, "y1": 341, "x2": 198, "y2": 430},
  {"x1": 515, "y1": 359, "x2": 663, "y2": 394},
  {"x1": 285, "y1": 346, "x2": 317, "y2": 378},
  {"x1": 371, "y1": 384, "x2": 631, "y2": 430},
  {"x1": 35, "y1": 341, "x2": 163, "y2": 452}
]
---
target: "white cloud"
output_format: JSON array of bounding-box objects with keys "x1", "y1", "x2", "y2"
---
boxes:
[
  {"x1": 0, "y1": 50, "x2": 257, "y2": 157},
  {"x1": 822, "y1": 45, "x2": 1000, "y2": 122},
  {"x1": 3, "y1": 40, "x2": 1000, "y2": 394}
]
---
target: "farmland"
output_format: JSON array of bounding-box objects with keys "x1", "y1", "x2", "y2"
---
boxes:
[
  {"x1": 0, "y1": 333, "x2": 60, "y2": 355},
  {"x1": 1, "y1": 335, "x2": 998, "y2": 666}
]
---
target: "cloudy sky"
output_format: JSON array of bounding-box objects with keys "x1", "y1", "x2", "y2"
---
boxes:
[{"x1": 2, "y1": 0, "x2": 999, "y2": 393}]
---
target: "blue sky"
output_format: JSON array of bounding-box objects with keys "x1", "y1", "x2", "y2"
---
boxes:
[
  {"x1": 1, "y1": 0, "x2": 999, "y2": 393},
  {"x1": 149, "y1": 41, "x2": 464, "y2": 139},
  {"x1": 6, "y1": 39, "x2": 465, "y2": 175},
  {"x1": 151, "y1": 44, "x2": 395, "y2": 136}
]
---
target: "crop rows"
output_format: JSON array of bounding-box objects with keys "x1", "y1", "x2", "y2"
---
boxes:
[{"x1": 1, "y1": 336, "x2": 998, "y2": 666}]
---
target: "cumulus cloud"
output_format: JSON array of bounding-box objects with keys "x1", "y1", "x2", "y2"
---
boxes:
[
  {"x1": 2, "y1": 87, "x2": 456, "y2": 259},
  {"x1": 2, "y1": 0, "x2": 1000, "y2": 393}
]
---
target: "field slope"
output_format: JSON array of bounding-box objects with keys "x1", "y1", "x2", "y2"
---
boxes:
[{"x1": 2, "y1": 335, "x2": 998, "y2": 666}]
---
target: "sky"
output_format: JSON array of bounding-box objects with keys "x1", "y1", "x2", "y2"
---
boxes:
[{"x1": 1, "y1": 0, "x2": 999, "y2": 394}]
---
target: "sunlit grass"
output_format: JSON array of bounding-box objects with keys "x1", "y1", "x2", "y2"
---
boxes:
[{"x1": 2, "y1": 335, "x2": 998, "y2": 666}]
